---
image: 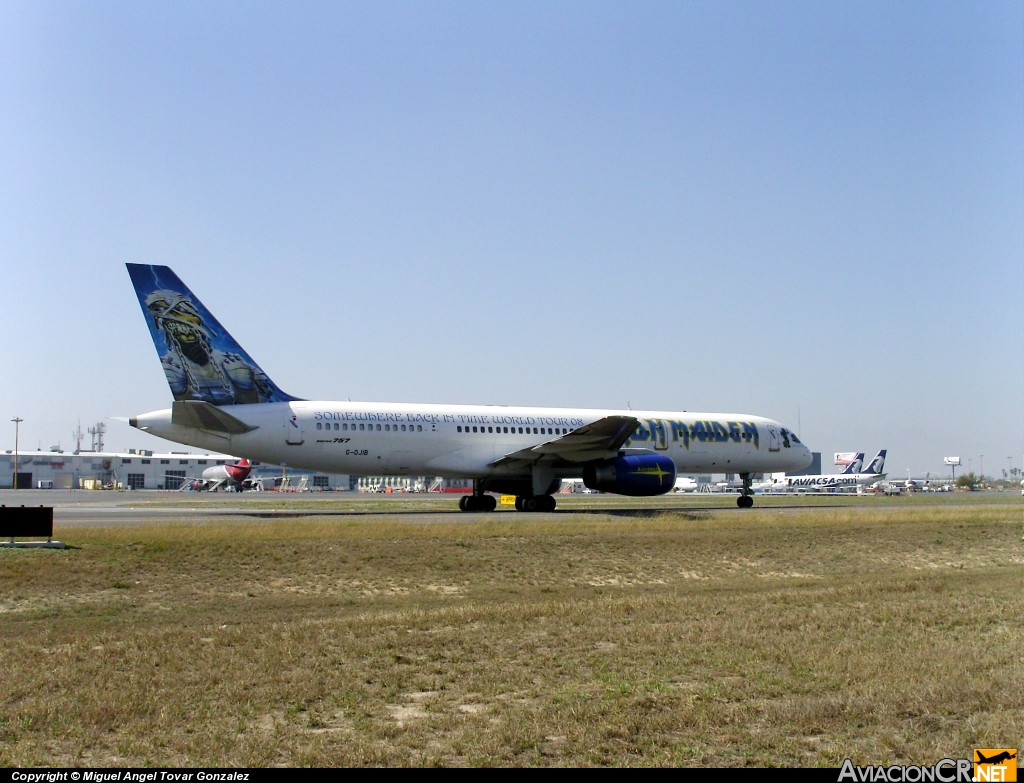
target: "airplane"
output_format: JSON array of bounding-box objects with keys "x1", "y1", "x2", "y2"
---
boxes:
[
  {"x1": 903, "y1": 473, "x2": 946, "y2": 492},
  {"x1": 673, "y1": 476, "x2": 699, "y2": 492},
  {"x1": 164, "y1": 458, "x2": 255, "y2": 491},
  {"x1": 124, "y1": 264, "x2": 812, "y2": 511},
  {"x1": 757, "y1": 450, "x2": 887, "y2": 493},
  {"x1": 861, "y1": 449, "x2": 887, "y2": 476},
  {"x1": 198, "y1": 458, "x2": 254, "y2": 491}
]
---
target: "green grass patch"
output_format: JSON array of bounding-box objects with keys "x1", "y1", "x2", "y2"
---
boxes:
[{"x1": 1, "y1": 494, "x2": 1020, "y2": 766}]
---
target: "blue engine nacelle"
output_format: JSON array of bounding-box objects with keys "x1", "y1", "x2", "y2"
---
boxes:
[{"x1": 581, "y1": 453, "x2": 677, "y2": 496}]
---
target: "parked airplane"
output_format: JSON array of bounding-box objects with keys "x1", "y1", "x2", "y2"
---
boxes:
[
  {"x1": 673, "y1": 476, "x2": 699, "y2": 492},
  {"x1": 861, "y1": 449, "x2": 887, "y2": 476},
  {"x1": 166, "y1": 458, "x2": 255, "y2": 491},
  {"x1": 125, "y1": 264, "x2": 812, "y2": 511},
  {"x1": 758, "y1": 450, "x2": 887, "y2": 492},
  {"x1": 200, "y1": 458, "x2": 253, "y2": 491},
  {"x1": 903, "y1": 473, "x2": 943, "y2": 492}
]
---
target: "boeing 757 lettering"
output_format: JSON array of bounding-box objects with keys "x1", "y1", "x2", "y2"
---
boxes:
[{"x1": 125, "y1": 264, "x2": 812, "y2": 510}]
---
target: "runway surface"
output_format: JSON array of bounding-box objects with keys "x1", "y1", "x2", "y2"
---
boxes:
[
  {"x1": 0, "y1": 488, "x2": 485, "y2": 527},
  {"x1": 1, "y1": 487, "x2": 997, "y2": 529}
]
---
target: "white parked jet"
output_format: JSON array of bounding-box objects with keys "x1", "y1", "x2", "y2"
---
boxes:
[
  {"x1": 200, "y1": 458, "x2": 254, "y2": 491},
  {"x1": 758, "y1": 450, "x2": 887, "y2": 492},
  {"x1": 125, "y1": 264, "x2": 812, "y2": 511},
  {"x1": 673, "y1": 476, "x2": 700, "y2": 492}
]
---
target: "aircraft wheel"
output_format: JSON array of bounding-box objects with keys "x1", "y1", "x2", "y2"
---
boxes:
[
  {"x1": 521, "y1": 496, "x2": 539, "y2": 512},
  {"x1": 459, "y1": 495, "x2": 471, "y2": 512},
  {"x1": 737, "y1": 495, "x2": 754, "y2": 508},
  {"x1": 517, "y1": 495, "x2": 556, "y2": 512},
  {"x1": 482, "y1": 494, "x2": 497, "y2": 512}
]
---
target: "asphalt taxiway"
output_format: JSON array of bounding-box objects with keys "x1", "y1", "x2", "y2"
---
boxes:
[{"x1": 0, "y1": 488, "x2": 580, "y2": 528}]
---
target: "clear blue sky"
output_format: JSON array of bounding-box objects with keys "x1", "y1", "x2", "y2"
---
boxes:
[{"x1": 2, "y1": 1, "x2": 1022, "y2": 480}]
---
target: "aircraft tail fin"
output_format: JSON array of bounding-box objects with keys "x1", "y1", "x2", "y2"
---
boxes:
[
  {"x1": 840, "y1": 453, "x2": 865, "y2": 474},
  {"x1": 863, "y1": 449, "x2": 887, "y2": 475},
  {"x1": 127, "y1": 264, "x2": 297, "y2": 406},
  {"x1": 226, "y1": 458, "x2": 252, "y2": 483}
]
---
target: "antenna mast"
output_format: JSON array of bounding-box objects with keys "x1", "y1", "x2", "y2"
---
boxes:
[{"x1": 88, "y1": 422, "x2": 106, "y2": 452}]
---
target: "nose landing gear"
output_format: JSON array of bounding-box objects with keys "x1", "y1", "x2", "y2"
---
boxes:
[{"x1": 737, "y1": 472, "x2": 754, "y2": 508}]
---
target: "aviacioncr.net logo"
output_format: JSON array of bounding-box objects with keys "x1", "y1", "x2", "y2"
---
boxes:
[{"x1": 838, "y1": 758, "x2": 973, "y2": 782}]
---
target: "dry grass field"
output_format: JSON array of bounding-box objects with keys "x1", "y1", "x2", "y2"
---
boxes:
[{"x1": 1, "y1": 493, "x2": 1021, "y2": 767}]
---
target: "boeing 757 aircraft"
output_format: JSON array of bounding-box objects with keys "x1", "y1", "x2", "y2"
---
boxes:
[{"x1": 125, "y1": 264, "x2": 811, "y2": 510}]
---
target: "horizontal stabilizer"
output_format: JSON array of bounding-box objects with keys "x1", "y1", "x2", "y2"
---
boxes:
[{"x1": 172, "y1": 400, "x2": 258, "y2": 434}]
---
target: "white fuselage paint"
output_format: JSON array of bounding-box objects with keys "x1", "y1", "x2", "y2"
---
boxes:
[
  {"x1": 132, "y1": 400, "x2": 812, "y2": 480},
  {"x1": 762, "y1": 473, "x2": 884, "y2": 490}
]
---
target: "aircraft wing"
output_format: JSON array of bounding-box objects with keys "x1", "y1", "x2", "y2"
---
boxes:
[{"x1": 488, "y1": 414, "x2": 639, "y2": 469}]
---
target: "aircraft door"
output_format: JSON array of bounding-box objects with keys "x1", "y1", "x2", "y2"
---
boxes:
[
  {"x1": 649, "y1": 419, "x2": 669, "y2": 450},
  {"x1": 285, "y1": 412, "x2": 305, "y2": 446},
  {"x1": 766, "y1": 425, "x2": 780, "y2": 452}
]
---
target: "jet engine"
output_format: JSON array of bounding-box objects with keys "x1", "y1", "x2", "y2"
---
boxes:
[{"x1": 581, "y1": 453, "x2": 676, "y2": 496}]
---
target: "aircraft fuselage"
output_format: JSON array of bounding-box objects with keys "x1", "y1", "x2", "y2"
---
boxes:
[{"x1": 132, "y1": 400, "x2": 810, "y2": 480}]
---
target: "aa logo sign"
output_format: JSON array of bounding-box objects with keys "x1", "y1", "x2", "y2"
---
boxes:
[{"x1": 974, "y1": 749, "x2": 1017, "y2": 782}]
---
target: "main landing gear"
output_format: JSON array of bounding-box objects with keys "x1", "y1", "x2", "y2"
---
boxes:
[
  {"x1": 458, "y1": 494, "x2": 497, "y2": 512},
  {"x1": 513, "y1": 495, "x2": 556, "y2": 512},
  {"x1": 457, "y1": 493, "x2": 557, "y2": 512},
  {"x1": 737, "y1": 472, "x2": 754, "y2": 508}
]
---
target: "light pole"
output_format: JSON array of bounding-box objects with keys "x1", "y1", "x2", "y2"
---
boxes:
[
  {"x1": 979, "y1": 454, "x2": 984, "y2": 482},
  {"x1": 11, "y1": 417, "x2": 23, "y2": 490}
]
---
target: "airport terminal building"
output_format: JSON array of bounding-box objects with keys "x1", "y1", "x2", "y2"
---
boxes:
[
  {"x1": 0, "y1": 448, "x2": 354, "y2": 491},
  {"x1": 0, "y1": 448, "x2": 466, "y2": 493}
]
